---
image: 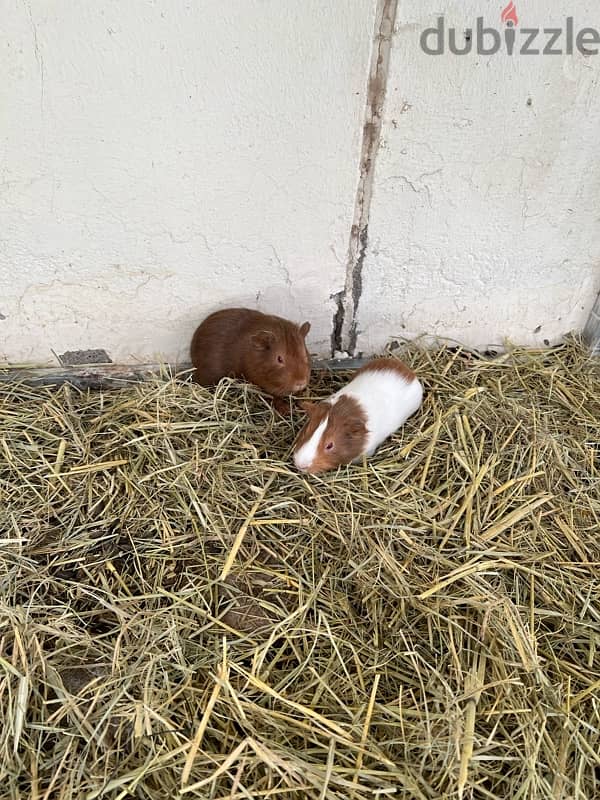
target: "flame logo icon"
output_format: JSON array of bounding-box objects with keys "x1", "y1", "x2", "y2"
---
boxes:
[{"x1": 501, "y1": 1, "x2": 519, "y2": 26}]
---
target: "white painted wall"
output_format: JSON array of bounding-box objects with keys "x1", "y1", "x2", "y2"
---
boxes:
[
  {"x1": 356, "y1": 0, "x2": 600, "y2": 354},
  {"x1": 0, "y1": 1, "x2": 374, "y2": 364},
  {"x1": 1, "y1": 0, "x2": 599, "y2": 365}
]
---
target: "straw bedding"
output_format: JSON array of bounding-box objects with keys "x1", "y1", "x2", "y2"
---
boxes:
[{"x1": 0, "y1": 338, "x2": 599, "y2": 800}]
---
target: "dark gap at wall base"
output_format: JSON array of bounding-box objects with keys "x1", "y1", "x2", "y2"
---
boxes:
[
  {"x1": 0, "y1": 359, "x2": 372, "y2": 390},
  {"x1": 1, "y1": 337, "x2": 596, "y2": 390}
]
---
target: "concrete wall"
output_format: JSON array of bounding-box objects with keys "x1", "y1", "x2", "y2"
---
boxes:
[
  {"x1": 0, "y1": 1, "x2": 374, "y2": 364},
  {"x1": 1, "y1": 0, "x2": 599, "y2": 366},
  {"x1": 353, "y1": 0, "x2": 600, "y2": 354}
]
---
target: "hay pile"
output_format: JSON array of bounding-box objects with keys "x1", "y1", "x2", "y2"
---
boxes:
[{"x1": 0, "y1": 338, "x2": 599, "y2": 800}]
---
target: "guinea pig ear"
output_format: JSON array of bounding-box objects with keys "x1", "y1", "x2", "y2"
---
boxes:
[
  {"x1": 299, "y1": 400, "x2": 315, "y2": 414},
  {"x1": 250, "y1": 330, "x2": 276, "y2": 351},
  {"x1": 299, "y1": 321, "x2": 311, "y2": 338}
]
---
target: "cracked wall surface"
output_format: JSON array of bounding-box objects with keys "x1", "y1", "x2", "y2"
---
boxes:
[
  {"x1": 2, "y1": 0, "x2": 599, "y2": 366},
  {"x1": 353, "y1": 0, "x2": 600, "y2": 354},
  {"x1": 0, "y1": 1, "x2": 375, "y2": 364},
  {"x1": 333, "y1": 0, "x2": 397, "y2": 356}
]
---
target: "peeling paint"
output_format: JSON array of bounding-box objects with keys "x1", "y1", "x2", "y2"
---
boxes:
[
  {"x1": 337, "y1": 0, "x2": 397, "y2": 356},
  {"x1": 347, "y1": 224, "x2": 369, "y2": 353},
  {"x1": 330, "y1": 290, "x2": 345, "y2": 354}
]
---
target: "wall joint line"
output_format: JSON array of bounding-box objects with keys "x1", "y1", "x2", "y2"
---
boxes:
[{"x1": 331, "y1": 0, "x2": 398, "y2": 357}]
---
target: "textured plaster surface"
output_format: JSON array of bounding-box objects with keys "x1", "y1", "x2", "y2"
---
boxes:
[
  {"x1": 0, "y1": 1, "x2": 374, "y2": 364},
  {"x1": 3, "y1": 0, "x2": 599, "y2": 365},
  {"x1": 354, "y1": 0, "x2": 600, "y2": 354}
]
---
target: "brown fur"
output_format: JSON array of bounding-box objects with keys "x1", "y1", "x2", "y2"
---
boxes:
[
  {"x1": 190, "y1": 308, "x2": 311, "y2": 398},
  {"x1": 355, "y1": 356, "x2": 415, "y2": 382},
  {"x1": 296, "y1": 395, "x2": 368, "y2": 473}
]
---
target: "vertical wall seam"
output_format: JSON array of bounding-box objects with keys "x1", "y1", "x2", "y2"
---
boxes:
[
  {"x1": 331, "y1": 0, "x2": 398, "y2": 357},
  {"x1": 583, "y1": 289, "x2": 600, "y2": 355}
]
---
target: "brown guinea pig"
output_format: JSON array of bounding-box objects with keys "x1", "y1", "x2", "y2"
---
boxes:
[{"x1": 190, "y1": 308, "x2": 311, "y2": 401}]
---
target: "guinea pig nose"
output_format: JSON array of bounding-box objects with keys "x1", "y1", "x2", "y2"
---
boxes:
[{"x1": 293, "y1": 454, "x2": 308, "y2": 472}]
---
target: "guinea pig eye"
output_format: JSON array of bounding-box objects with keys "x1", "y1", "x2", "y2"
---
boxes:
[
  {"x1": 277, "y1": 355, "x2": 284, "y2": 364},
  {"x1": 325, "y1": 441, "x2": 334, "y2": 452}
]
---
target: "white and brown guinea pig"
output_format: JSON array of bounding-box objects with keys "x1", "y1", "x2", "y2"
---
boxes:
[
  {"x1": 190, "y1": 308, "x2": 311, "y2": 408},
  {"x1": 293, "y1": 358, "x2": 423, "y2": 474}
]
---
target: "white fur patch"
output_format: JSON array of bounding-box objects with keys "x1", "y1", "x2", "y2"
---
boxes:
[
  {"x1": 332, "y1": 368, "x2": 423, "y2": 455},
  {"x1": 293, "y1": 415, "x2": 328, "y2": 471}
]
